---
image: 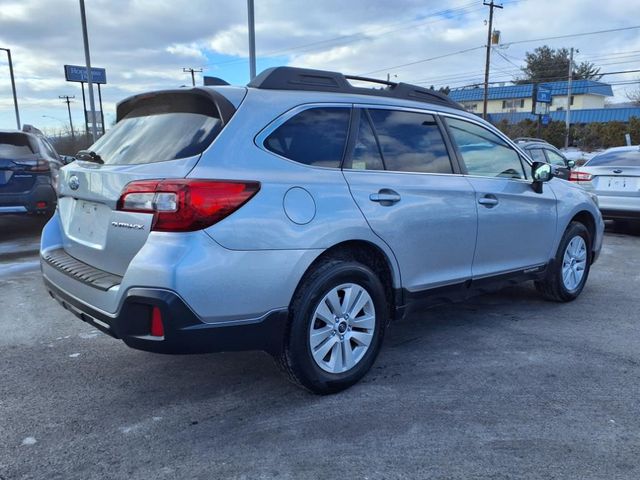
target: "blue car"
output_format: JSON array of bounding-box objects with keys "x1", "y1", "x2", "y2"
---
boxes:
[{"x1": 0, "y1": 126, "x2": 62, "y2": 216}]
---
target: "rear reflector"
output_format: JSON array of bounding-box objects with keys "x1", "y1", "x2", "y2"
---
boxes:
[
  {"x1": 568, "y1": 171, "x2": 593, "y2": 182},
  {"x1": 117, "y1": 179, "x2": 260, "y2": 232},
  {"x1": 150, "y1": 307, "x2": 164, "y2": 337},
  {"x1": 36, "y1": 201, "x2": 47, "y2": 209}
]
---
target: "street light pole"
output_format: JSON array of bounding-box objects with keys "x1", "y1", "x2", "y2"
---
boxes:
[
  {"x1": 78, "y1": 0, "x2": 98, "y2": 142},
  {"x1": 247, "y1": 0, "x2": 256, "y2": 80},
  {"x1": 0, "y1": 47, "x2": 21, "y2": 129}
]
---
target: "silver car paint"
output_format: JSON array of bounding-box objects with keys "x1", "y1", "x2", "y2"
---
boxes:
[
  {"x1": 574, "y1": 148, "x2": 640, "y2": 217},
  {"x1": 41, "y1": 85, "x2": 604, "y2": 327}
]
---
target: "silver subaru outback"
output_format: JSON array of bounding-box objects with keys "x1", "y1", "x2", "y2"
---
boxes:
[{"x1": 40, "y1": 67, "x2": 604, "y2": 394}]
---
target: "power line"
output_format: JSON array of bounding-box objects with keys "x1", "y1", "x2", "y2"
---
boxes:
[
  {"x1": 357, "y1": 45, "x2": 485, "y2": 76},
  {"x1": 499, "y1": 25, "x2": 640, "y2": 47}
]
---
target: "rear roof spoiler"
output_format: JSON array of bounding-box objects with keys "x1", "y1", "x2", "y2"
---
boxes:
[{"x1": 115, "y1": 88, "x2": 236, "y2": 125}]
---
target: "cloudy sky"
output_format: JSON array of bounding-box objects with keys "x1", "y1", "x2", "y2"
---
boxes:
[{"x1": 0, "y1": 0, "x2": 639, "y2": 133}]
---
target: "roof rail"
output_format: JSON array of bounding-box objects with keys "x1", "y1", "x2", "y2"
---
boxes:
[
  {"x1": 514, "y1": 137, "x2": 549, "y2": 144},
  {"x1": 247, "y1": 66, "x2": 464, "y2": 111}
]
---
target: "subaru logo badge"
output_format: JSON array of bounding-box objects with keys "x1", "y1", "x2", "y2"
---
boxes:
[{"x1": 69, "y1": 175, "x2": 80, "y2": 190}]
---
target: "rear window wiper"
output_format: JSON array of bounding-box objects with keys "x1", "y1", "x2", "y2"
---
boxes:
[{"x1": 76, "y1": 150, "x2": 104, "y2": 164}]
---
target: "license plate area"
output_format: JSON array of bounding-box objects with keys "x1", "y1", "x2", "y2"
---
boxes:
[
  {"x1": 67, "y1": 200, "x2": 111, "y2": 247},
  {"x1": 598, "y1": 176, "x2": 638, "y2": 192}
]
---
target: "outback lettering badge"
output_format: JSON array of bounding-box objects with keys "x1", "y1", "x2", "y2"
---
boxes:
[{"x1": 111, "y1": 221, "x2": 144, "y2": 230}]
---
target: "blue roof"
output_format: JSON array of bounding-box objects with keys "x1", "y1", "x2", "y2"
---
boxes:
[
  {"x1": 487, "y1": 107, "x2": 640, "y2": 125},
  {"x1": 449, "y1": 80, "x2": 613, "y2": 102}
]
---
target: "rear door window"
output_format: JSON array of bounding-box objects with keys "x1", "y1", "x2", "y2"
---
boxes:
[
  {"x1": 367, "y1": 109, "x2": 453, "y2": 174},
  {"x1": 545, "y1": 149, "x2": 567, "y2": 166},
  {"x1": 345, "y1": 111, "x2": 385, "y2": 171},
  {"x1": 90, "y1": 93, "x2": 224, "y2": 165},
  {"x1": 264, "y1": 107, "x2": 350, "y2": 168},
  {"x1": 446, "y1": 117, "x2": 526, "y2": 179},
  {"x1": 528, "y1": 148, "x2": 547, "y2": 163}
]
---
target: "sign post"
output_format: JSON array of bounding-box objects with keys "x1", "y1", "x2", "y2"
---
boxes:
[
  {"x1": 63, "y1": 64, "x2": 107, "y2": 136},
  {"x1": 532, "y1": 85, "x2": 552, "y2": 137}
]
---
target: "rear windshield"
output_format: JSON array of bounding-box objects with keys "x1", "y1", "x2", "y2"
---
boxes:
[
  {"x1": 586, "y1": 149, "x2": 640, "y2": 167},
  {"x1": 0, "y1": 133, "x2": 35, "y2": 158},
  {"x1": 89, "y1": 93, "x2": 222, "y2": 165}
]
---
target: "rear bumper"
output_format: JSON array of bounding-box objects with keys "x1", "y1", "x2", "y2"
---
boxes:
[
  {"x1": 597, "y1": 195, "x2": 640, "y2": 220},
  {"x1": 43, "y1": 276, "x2": 288, "y2": 355},
  {"x1": 0, "y1": 182, "x2": 56, "y2": 214},
  {"x1": 599, "y1": 209, "x2": 640, "y2": 220}
]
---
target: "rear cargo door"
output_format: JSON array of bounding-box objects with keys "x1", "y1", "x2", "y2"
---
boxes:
[
  {"x1": 0, "y1": 133, "x2": 39, "y2": 197},
  {"x1": 54, "y1": 89, "x2": 236, "y2": 276}
]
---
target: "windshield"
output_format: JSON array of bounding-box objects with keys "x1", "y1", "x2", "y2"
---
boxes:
[
  {"x1": 89, "y1": 94, "x2": 223, "y2": 165},
  {"x1": 586, "y1": 149, "x2": 640, "y2": 167},
  {"x1": 0, "y1": 133, "x2": 35, "y2": 158}
]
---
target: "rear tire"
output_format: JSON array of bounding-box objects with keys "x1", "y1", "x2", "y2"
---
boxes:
[
  {"x1": 276, "y1": 259, "x2": 388, "y2": 394},
  {"x1": 535, "y1": 221, "x2": 591, "y2": 302}
]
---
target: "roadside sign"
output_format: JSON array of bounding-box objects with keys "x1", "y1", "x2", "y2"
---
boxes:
[
  {"x1": 85, "y1": 110, "x2": 103, "y2": 125},
  {"x1": 64, "y1": 65, "x2": 107, "y2": 84},
  {"x1": 536, "y1": 86, "x2": 552, "y2": 104},
  {"x1": 541, "y1": 114, "x2": 550, "y2": 126}
]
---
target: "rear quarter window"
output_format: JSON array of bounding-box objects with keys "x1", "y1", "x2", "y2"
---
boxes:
[{"x1": 264, "y1": 107, "x2": 350, "y2": 168}]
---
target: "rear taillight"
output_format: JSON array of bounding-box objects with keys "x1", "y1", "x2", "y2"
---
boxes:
[
  {"x1": 117, "y1": 179, "x2": 260, "y2": 232},
  {"x1": 30, "y1": 158, "x2": 50, "y2": 172},
  {"x1": 568, "y1": 171, "x2": 593, "y2": 182}
]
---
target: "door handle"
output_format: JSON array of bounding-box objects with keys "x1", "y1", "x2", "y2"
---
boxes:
[
  {"x1": 478, "y1": 194, "x2": 499, "y2": 208},
  {"x1": 369, "y1": 189, "x2": 401, "y2": 205}
]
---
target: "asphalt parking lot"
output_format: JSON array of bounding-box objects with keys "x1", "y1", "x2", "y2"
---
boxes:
[{"x1": 1, "y1": 216, "x2": 639, "y2": 480}]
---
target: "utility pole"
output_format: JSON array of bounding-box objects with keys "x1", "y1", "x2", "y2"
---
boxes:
[
  {"x1": 79, "y1": 0, "x2": 98, "y2": 142},
  {"x1": 183, "y1": 67, "x2": 202, "y2": 87},
  {"x1": 482, "y1": 1, "x2": 502, "y2": 120},
  {"x1": 247, "y1": 0, "x2": 256, "y2": 80},
  {"x1": 564, "y1": 47, "x2": 574, "y2": 149},
  {"x1": 59, "y1": 95, "x2": 76, "y2": 140},
  {"x1": 0, "y1": 47, "x2": 21, "y2": 129}
]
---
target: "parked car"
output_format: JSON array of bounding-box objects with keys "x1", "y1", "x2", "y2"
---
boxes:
[
  {"x1": 515, "y1": 138, "x2": 575, "y2": 180},
  {"x1": 569, "y1": 145, "x2": 640, "y2": 222},
  {"x1": 0, "y1": 126, "x2": 62, "y2": 215},
  {"x1": 40, "y1": 67, "x2": 604, "y2": 394}
]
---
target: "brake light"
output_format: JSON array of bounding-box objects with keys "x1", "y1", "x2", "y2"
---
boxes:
[
  {"x1": 568, "y1": 171, "x2": 593, "y2": 182},
  {"x1": 30, "y1": 158, "x2": 50, "y2": 172},
  {"x1": 117, "y1": 179, "x2": 260, "y2": 232}
]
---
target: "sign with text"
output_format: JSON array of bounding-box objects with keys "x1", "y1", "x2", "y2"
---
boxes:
[
  {"x1": 64, "y1": 65, "x2": 107, "y2": 84},
  {"x1": 536, "y1": 86, "x2": 552, "y2": 103}
]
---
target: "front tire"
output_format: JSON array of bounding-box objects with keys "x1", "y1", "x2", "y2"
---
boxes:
[
  {"x1": 535, "y1": 221, "x2": 592, "y2": 302},
  {"x1": 277, "y1": 259, "x2": 388, "y2": 394}
]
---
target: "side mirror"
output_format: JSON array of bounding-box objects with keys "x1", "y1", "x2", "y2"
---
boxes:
[
  {"x1": 567, "y1": 159, "x2": 576, "y2": 169},
  {"x1": 531, "y1": 161, "x2": 554, "y2": 193}
]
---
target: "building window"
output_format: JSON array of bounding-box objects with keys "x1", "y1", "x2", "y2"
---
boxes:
[
  {"x1": 462, "y1": 103, "x2": 478, "y2": 112},
  {"x1": 502, "y1": 99, "x2": 525, "y2": 111}
]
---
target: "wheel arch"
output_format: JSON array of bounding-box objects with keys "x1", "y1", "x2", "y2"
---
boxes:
[
  {"x1": 569, "y1": 210, "x2": 596, "y2": 246},
  {"x1": 296, "y1": 239, "x2": 402, "y2": 321}
]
